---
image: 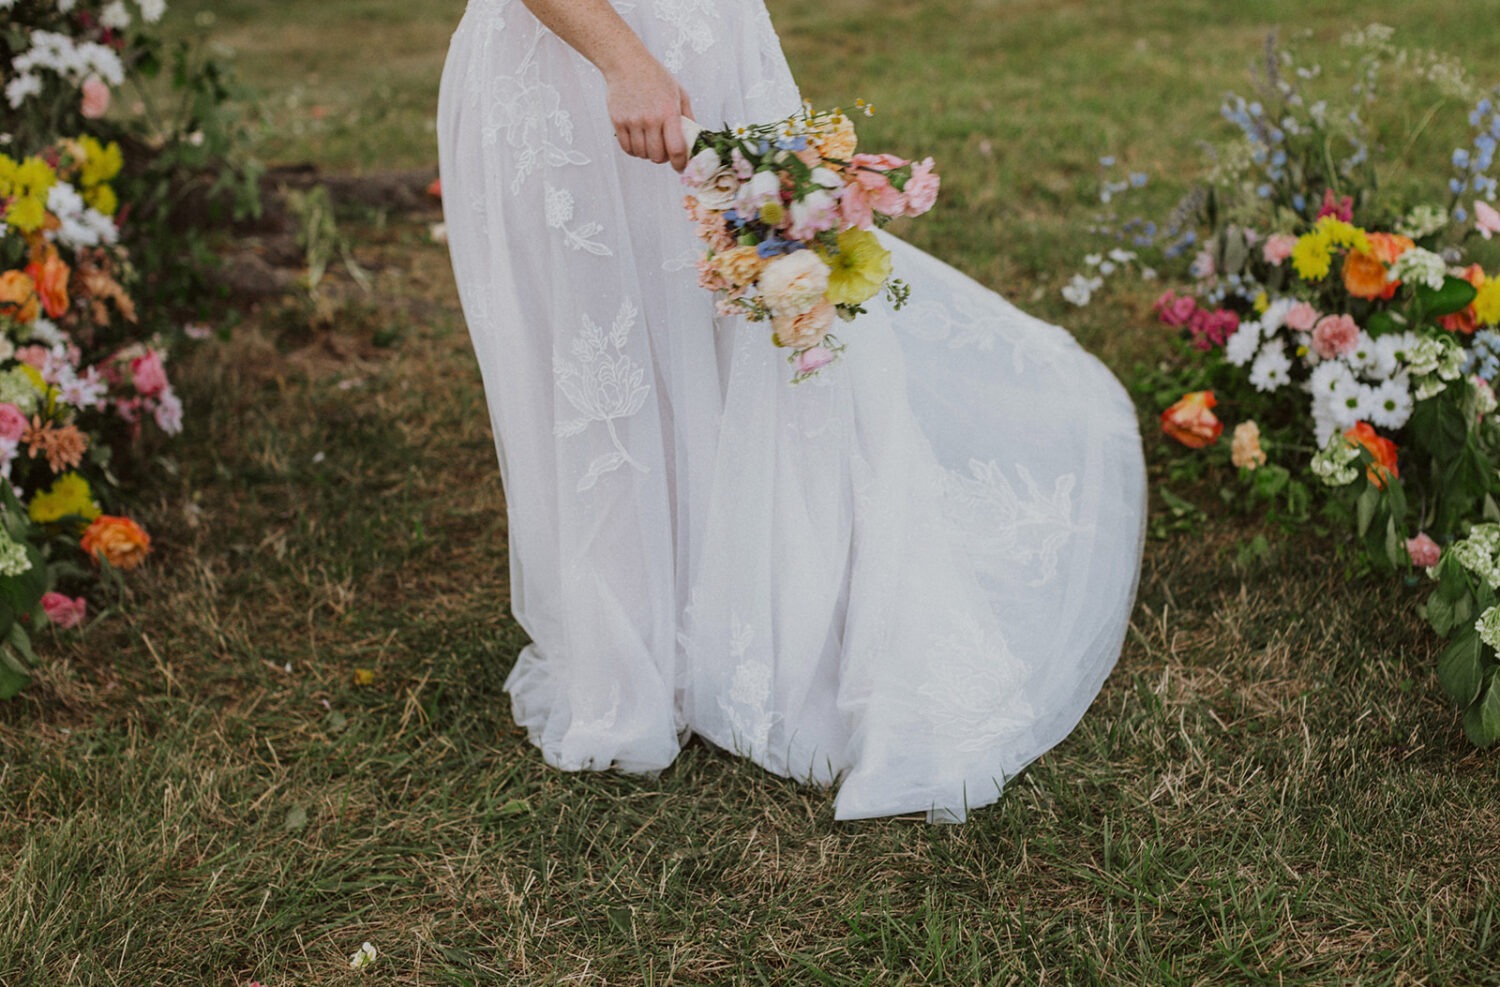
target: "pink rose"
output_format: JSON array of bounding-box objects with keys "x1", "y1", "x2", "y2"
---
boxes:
[
  {"x1": 130, "y1": 350, "x2": 170, "y2": 397},
  {"x1": 1406, "y1": 532, "x2": 1441, "y2": 568},
  {"x1": 794, "y1": 345, "x2": 837, "y2": 376},
  {"x1": 1262, "y1": 233, "x2": 1299, "y2": 266},
  {"x1": 771, "y1": 300, "x2": 836, "y2": 349},
  {"x1": 1284, "y1": 301, "x2": 1320, "y2": 332},
  {"x1": 0, "y1": 403, "x2": 27, "y2": 443},
  {"x1": 41, "y1": 592, "x2": 87, "y2": 629},
  {"x1": 1311, "y1": 313, "x2": 1360, "y2": 359},
  {"x1": 80, "y1": 75, "x2": 110, "y2": 119},
  {"x1": 901, "y1": 157, "x2": 940, "y2": 217},
  {"x1": 15, "y1": 344, "x2": 48, "y2": 370},
  {"x1": 1476, "y1": 200, "x2": 1500, "y2": 240},
  {"x1": 1152, "y1": 290, "x2": 1198, "y2": 327}
]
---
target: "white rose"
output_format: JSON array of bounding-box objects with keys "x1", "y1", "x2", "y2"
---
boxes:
[
  {"x1": 682, "y1": 146, "x2": 722, "y2": 187},
  {"x1": 690, "y1": 168, "x2": 741, "y2": 211},
  {"x1": 759, "y1": 250, "x2": 830, "y2": 316}
]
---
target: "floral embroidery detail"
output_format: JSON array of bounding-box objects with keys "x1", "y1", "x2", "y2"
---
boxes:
[
  {"x1": 481, "y1": 27, "x2": 590, "y2": 194},
  {"x1": 917, "y1": 613, "x2": 1033, "y2": 755},
  {"x1": 717, "y1": 612, "x2": 777, "y2": 754},
  {"x1": 938, "y1": 460, "x2": 1089, "y2": 586},
  {"x1": 652, "y1": 0, "x2": 717, "y2": 73},
  {"x1": 545, "y1": 183, "x2": 612, "y2": 255},
  {"x1": 900, "y1": 297, "x2": 1078, "y2": 370},
  {"x1": 554, "y1": 298, "x2": 651, "y2": 491}
]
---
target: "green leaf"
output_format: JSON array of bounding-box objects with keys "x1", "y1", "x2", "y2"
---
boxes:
[
  {"x1": 1463, "y1": 674, "x2": 1500, "y2": 747},
  {"x1": 1366, "y1": 310, "x2": 1403, "y2": 336},
  {"x1": 1438, "y1": 626, "x2": 1485, "y2": 705},
  {"x1": 0, "y1": 647, "x2": 29, "y2": 700},
  {"x1": 1356, "y1": 483, "x2": 1380, "y2": 537},
  {"x1": 1415, "y1": 275, "x2": 1479, "y2": 318},
  {"x1": 1427, "y1": 591, "x2": 1458, "y2": 635}
]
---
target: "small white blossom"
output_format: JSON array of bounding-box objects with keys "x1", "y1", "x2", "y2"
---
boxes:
[
  {"x1": 349, "y1": 942, "x2": 377, "y2": 970},
  {"x1": 1060, "y1": 273, "x2": 1102, "y2": 307},
  {"x1": 1310, "y1": 431, "x2": 1361, "y2": 487},
  {"x1": 1388, "y1": 247, "x2": 1447, "y2": 291}
]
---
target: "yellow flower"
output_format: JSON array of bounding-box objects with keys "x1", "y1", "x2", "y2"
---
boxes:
[
  {"x1": 1290, "y1": 231, "x2": 1332, "y2": 281},
  {"x1": 1315, "y1": 215, "x2": 1370, "y2": 253},
  {"x1": 29, "y1": 472, "x2": 102, "y2": 524},
  {"x1": 1253, "y1": 291, "x2": 1269, "y2": 314},
  {"x1": 80, "y1": 136, "x2": 123, "y2": 187},
  {"x1": 15, "y1": 156, "x2": 57, "y2": 198},
  {"x1": 84, "y1": 182, "x2": 118, "y2": 216},
  {"x1": 5, "y1": 196, "x2": 45, "y2": 233},
  {"x1": 822, "y1": 227, "x2": 892, "y2": 306},
  {"x1": 1475, "y1": 278, "x2": 1500, "y2": 327}
]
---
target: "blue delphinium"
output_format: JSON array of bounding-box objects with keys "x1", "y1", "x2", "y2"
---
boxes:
[{"x1": 1464, "y1": 330, "x2": 1500, "y2": 381}]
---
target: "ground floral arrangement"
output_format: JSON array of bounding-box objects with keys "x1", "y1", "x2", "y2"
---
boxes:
[
  {"x1": 1069, "y1": 25, "x2": 1500, "y2": 746},
  {"x1": 0, "y1": 0, "x2": 248, "y2": 696},
  {"x1": 680, "y1": 102, "x2": 939, "y2": 383}
]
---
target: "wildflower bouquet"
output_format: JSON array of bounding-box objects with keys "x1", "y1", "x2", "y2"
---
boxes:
[
  {"x1": 680, "y1": 102, "x2": 940, "y2": 382},
  {"x1": 1073, "y1": 26, "x2": 1500, "y2": 746}
]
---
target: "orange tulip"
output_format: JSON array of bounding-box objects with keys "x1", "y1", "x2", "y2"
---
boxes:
[
  {"x1": 1345, "y1": 422, "x2": 1399, "y2": 489},
  {"x1": 1161, "y1": 391, "x2": 1223, "y2": 448},
  {"x1": 24, "y1": 246, "x2": 70, "y2": 320}
]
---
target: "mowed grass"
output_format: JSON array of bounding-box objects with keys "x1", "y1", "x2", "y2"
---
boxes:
[{"x1": 3, "y1": 0, "x2": 1500, "y2": 984}]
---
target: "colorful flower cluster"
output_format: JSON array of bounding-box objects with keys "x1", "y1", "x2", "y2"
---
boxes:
[{"x1": 680, "y1": 102, "x2": 940, "y2": 382}]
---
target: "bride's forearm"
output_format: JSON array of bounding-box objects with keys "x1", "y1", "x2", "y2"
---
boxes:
[{"x1": 518, "y1": 0, "x2": 652, "y2": 81}]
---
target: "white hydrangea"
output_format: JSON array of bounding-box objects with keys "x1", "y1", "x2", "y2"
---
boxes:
[
  {"x1": 1397, "y1": 204, "x2": 1449, "y2": 240},
  {"x1": 1248, "y1": 340, "x2": 1292, "y2": 391},
  {"x1": 0, "y1": 525, "x2": 32, "y2": 578},
  {"x1": 137, "y1": 0, "x2": 168, "y2": 23},
  {"x1": 1388, "y1": 247, "x2": 1447, "y2": 291},
  {"x1": 1223, "y1": 319, "x2": 1263, "y2": 367},
  {"x1": 1408, "y1": 335, "x2": 1465, "y2": 399},
  {"x1": 1477, "y1": 606, "x2": 1500, "y2": 651},
  {"x1": 1310, "y1": 431, "x2": 1361, "y2": 487},
  {"x1": 99, "y1": 1, "x2": 131, "y2": 30},
  {"x1": 1450, "y1": 524, "x2": 1500, "y2": 590}
]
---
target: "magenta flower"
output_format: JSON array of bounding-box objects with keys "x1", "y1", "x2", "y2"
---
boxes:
[
  {"x1": 1316, "y1": 187, "x2": 1353, "y2": 222},
  {"x1": 1153, "y1": 290, "x2": 1198, "y2": 327}
]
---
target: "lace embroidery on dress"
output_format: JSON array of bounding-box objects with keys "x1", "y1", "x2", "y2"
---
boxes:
[
  {"x1": 553, "y1": 298, "x2": 652, "y2": 491},
  {"x1": 545, "y1": 183, "x2": 613, "y2": 255},
  {"x1": 899, "y1": 297, "x2": 1080, "y2": 370},
  {"x1": 479, "y1": 25, "x2": 590, "y2": 193},
  {"x1": 717, "y1": 612, "x2": 777, "y2": 755},
  {"x1": 916, "y1": 612, "x2": 1032, "y2": 755},
  {"x1": 653, "y1": 0, "x2": 719, "y2": 73},
  {"x1": 938, "y1": 460, "x2": 1091, "y2": 586}
]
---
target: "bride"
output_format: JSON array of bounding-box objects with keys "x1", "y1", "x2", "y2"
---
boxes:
[{"x1": 436, "y1": 0, "x2": 1146, "y2": 822}]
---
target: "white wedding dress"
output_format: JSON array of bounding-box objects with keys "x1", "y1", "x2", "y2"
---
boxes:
[{"x1": 436, "y1": 0, "x2": 1147, "y2": 821}]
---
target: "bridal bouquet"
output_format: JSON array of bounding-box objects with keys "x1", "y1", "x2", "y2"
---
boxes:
[{"x1": 679, "y1": 103, "x2": 940, "y2": 382}]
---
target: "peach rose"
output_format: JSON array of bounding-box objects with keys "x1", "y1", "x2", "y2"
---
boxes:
[
  {"x1": 712, "y1": 245, "x2": 767, "y2": 289},
  {"x1": 771, "y1": 300, "x2": 835, "y2": 350},
  {"x1": 814, "y1": 116, "x2": 858, "y2": 163},
  {"x1": 758, "y1": 249, "x2": 830, "y2": 316},
  {"x1": 80, "y1": 515, "x2": 152, "y2": 570},
  {"x1": 25, "y1": 247, "x2": 70, "y2": 320},
  {"x1": 1231, "y1": 420, "x2": 1267, "y2": 469},
  {"x1": 0, "y1": 270, "x2": 40, "y2": 325},
  {"x1": 1160, "y1": 391, "x2": 1222, "y2": 448}
]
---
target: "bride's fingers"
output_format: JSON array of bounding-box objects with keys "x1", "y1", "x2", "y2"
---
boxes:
[
  {"x1": 663, "y1": 115, "x2": 688, "y2": 171},
  {"x1": 643, "y1": 124, "x2": 668, "y2": 165}
]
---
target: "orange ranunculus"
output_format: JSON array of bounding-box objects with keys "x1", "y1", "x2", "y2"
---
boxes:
[
  {"x1": 1341, "y1": 232, "x2": 1414, "y2": 301},
  {"x1": 80, "y1": 515, "x2": 152, "y2": 571},
  {"x1": 1345, "y1": 421, "x2": 1399, "y2": 489},
  {"x1": 1440, "y1": 263, "x2": 1487, "y2": 334},
  {"x1": 0, "y1": 269, "x2": 40, "y2": 325},
  {"x1": 1161, "y1": 391, "x2": 1223, "y2": 448},
  {"x1": 24, "y1": 246, "x2": 70, "y2": 320}
]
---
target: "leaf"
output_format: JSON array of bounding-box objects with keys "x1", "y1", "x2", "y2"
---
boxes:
[
  {"x1": 1425, "y1": 592, "x2": 1457, "y2": 636},
  {"x1": 0, "y1": 647, "x2": 29, "y2": 700},
  {"x1": 1415, "y1": 275, "x2": 1479, "y2": 318},
  {"x1": 1437, "y1": 627, "x2": 1485, "y2": 705},
  {"x1": 1356, "y1": 483, "x2": 1380, "y2": 537},
  {"x1": 1366, "y1": 310, "x2": 1403, "y2": 336},
  {"x1": 1462, "y1": 674, "x2": 1500, "y2": 747}
]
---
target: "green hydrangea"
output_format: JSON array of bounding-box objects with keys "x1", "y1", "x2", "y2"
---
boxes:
[
  {"x1": 1449, "y1": 523, "x2": 1500, "y2": 590},
  {"x1": 0, "y1": 525, "x2": 31, "y2": 578},
  {"x1": 1477, "y1": 605, "x2": 1500, "y2": 651},
  {"x1": 0, "y1": 367, "x2": 39, "y2": 416},
  {"x1": 1310, "y1": 433, "x2": 1360, "y2": 487}
]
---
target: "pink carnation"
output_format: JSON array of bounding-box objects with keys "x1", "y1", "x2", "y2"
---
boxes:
[
  {"x1": 902, "y1": 157, "x2": 941, "y2": 217},
  {"x1": 1262, "y1": 233, "x2": 1299, "y2": 266},
  {"x1": 1284, "y1": 302, "x2": 1320, "y2": 332},
  {"x1": 1311, "y1": 313, "x2": 1360, "y2": 359},
  {"x1": 41, "y1": 592, "x2": 87, "y2": 629},
  {"x1": 0, "y1": 403, "x2": 27, "y2": 443},
  {"x1": 1406, "y1": 532, "x2": 1441, "y2": 568},
  {"x1": 130, "y1": 350, "x2": 170, "y2": 398},
  {"x1": 1152, "y1": 290, "x2": 1198, "y2": 327}
]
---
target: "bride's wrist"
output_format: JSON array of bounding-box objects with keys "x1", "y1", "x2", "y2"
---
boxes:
[{"x1": 595, "y1": 41, "x2": 658, "y2": 86}]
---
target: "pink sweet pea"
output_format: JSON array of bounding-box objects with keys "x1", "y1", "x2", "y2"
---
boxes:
[
  {"x1": 902, "y1": 157, "x2": 941, "y2": 217},
  {"x1": 80, "y1": 75, "x2": 110, "y2": 119},
  {"x1": 1152, "y1": 290, "x2": 1198, "y2": 327},
  {"x1": 1316, "y1": 187, "x2": 1353, "y2": 222},
  {"x1": 1475, "y1": 200, "x2": 1500, "y2": 240},
  {"x1": 41, "y1": 592, "x2": 87, "y2": 629},
  {"x1": 130, "y1": 350, "x2": 170, "y2": 397},
  {"x1": 794, "y1": 345, "x2": 837, "y2": 376}
]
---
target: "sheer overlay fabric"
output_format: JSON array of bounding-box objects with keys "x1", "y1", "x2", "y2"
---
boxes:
[{"x1": 437, "y1": 0, "x2": 1147, "y2": 821}]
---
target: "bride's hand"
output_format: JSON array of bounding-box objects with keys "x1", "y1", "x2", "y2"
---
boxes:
[{"x1": 604, "y1": 58, "x2": 696, "y2": 171}]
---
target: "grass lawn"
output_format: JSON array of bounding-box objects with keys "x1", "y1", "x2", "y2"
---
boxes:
[{"x1": 2, "y1": 1, "x2": 1499, "y2": 983}]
